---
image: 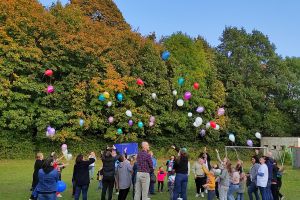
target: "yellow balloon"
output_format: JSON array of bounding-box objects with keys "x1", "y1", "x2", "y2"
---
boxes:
[{"x1": 103, "y1": 92, "x2": 110, "y2": 99}]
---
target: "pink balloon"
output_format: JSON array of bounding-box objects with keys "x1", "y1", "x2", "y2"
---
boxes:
[
  {"x1": 149, "y1": 121, "x2": 154, "y2": 127},
  {"x1": 61, "y1": 144, "x2": 67, "y2": 151},
  {"x1": 217, "y1": 108, "x2": 225, "y2": 116},
  {"x1": 183, "y1": 91, "x2": 192, "y2": 100},
  {"x1": 150, "y1": 116, "x2": 155, "y2": 122},
  {"x1": 108, "y1": 116, "x2": 114, "y2": 123},
  {"x1": 47, "y1": 85, "x2": 54, "y2": 93}
]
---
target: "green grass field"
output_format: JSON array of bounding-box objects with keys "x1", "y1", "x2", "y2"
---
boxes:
[{"x1": 0, "y1": 159, "x2": 299, "y2": 200}]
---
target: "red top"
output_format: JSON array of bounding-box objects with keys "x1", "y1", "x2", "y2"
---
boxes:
[{"x1": 157, "y1": 170, "x2": 167, "y2": 182}]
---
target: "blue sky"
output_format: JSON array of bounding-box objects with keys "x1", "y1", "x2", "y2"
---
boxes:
[{"x1": 40, "y1": 0, "x2": 299, "y2": 57}]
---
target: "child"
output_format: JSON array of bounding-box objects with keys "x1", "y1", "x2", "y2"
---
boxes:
[
  {"x1": 202, "y1": 164, "x2": 216, "y2": 200},
  {"x1": 277, "y1": 166, "x2": 284, "y2": 200},
  {"x1": 29, "y1": 152, "x2": 44, "y2": 200},
  {"x1": 213, "y1": 164, "x2": 221, "y2": 199},
  {"x1": 96, "y1": 168, "x2": 103, "y2": 190},
  {"x1": 236, "y1": 172, "x2": 247, "y2": 200},
  {"x1": 168, "y1": 171, "x2": 176, "y2": 200},
  {"x1": 88, "y1": 152, "x2": 96, "y2": 180},
  {"x1": 157, "y1": 166, "x2": 167, "y2": 192}
]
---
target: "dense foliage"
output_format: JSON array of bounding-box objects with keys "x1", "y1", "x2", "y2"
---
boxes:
[{"x1": 0, "y1": 0, "x2": 299, "y2": 158}]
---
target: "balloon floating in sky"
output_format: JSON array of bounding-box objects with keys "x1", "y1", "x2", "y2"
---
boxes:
[
  {"x1": 128, "y1": 120, "x2": 133, "y2": 126},
  {"x1": 136, "y1": 78, "x2": 144, "y2": 86},
  {"x1": 214, "y1": 124, "x2": 220, "y2": 130},
  {"x1": 149, "y1": 116, "x2": 155, "y2": 122},
  {"x1": 108, "y1": 116, "x2": 114, "y2": 123},
  {"x1": 138, "y1": 121, "x2": 144, "y2": 128},
  {"x1": 117, "y1": 128, "x2": 123, "y2": 134},
  {"x1": 151, "y1": 93, "x2": 157, "y2": 99},
  {"x1": 178, "y1": 77, "x2": 185, "y2": 86},
  {"x1": 107, "y1": 101, "x2": 112, "y2": 107},
  {"x1": 247, "y1": 140, "x2": 253, "y2": 147},
  {"x1": 195, "y1": 117, "x2": 203, "y2": 126},
  {"x1": 188, "y1": 112, "x2": 193, "y2": 117},
  {"x1": 210, "y1": 121, "x2": 217, "y2": 129},
  {"x1": 177, "y1": 99, "x2": 184, "y2": 107},
  {"x1": 161, "y1": 51, "x2": 170, "y2": 61},
  {"x1": 125, "y1": 110, "x2": 132, "y2": 117},
  {"x1": 79, "y1": 119, "x2": 84, "y2": 127},
  {"x1": 44, "y1": 69, "x2": 53, "y2": 77},
  {"x1": 66, "y1": 153, "x2": 72, "y2": 161},
  {"x1": 117, "y1": 93, "x2": 123, "y2": 101},
  {"x1": 103, "y1": 92, "x2": 110, "y2": 99},
  {"x1": 183, "y1": 91, "x2": 192, "y2": 100},
  {"x1": 193, "y1": 82, "x2": 199, "y2": 90},
  {"x1": 196, "y1": 106, "x2": 205, "y2": 113},
  {"x1": 46, "y1": 126, "x2": 55, "y2": 137},
  {"x1": 255, "y1": 132, "x2": 261, "y2": 139},
  {"x1": 229, "y1": 134, "x2": 235, "y2": 142},
  {"x1": 98, "y1": 94, "x2": 105, "y2": 101},
  {"x1": 205, "y1": 122, "x2": 211, "y2": 129},
  {"x1": 217, "y1": 108, "x2": 225, "y2": 116},
  {"x1": 200, "y1": 129, "x2": 206, "y2": 137},
  {"x1": 47, "y1": 85, "x2": 54, "y2": 93},
  {"x1": 149, "y1": 121, "x2": 154, "y2": 127},
  {"x1": 61, "y1": 144, "x2": 67, "y2": 151},
  {"x1": 172, "y1": 90, "x2": 178, "y2": 96}
]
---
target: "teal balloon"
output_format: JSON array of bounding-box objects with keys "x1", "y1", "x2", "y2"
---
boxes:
[
  {"x1": 117, "y1": 128, "x2": 123, "y2": 134},
  {"x1": 98, "y1": 94, "x2": 105, "y2": 101},
  {"x1": 178, "y1": 77, "x2": 185, "y2": 86},
  {"x1": 138, "y1": 121, "x2": 144, "y2": 128},
  {"x1": 117, "y1": 93, "x2": 123, "y2": 101}
]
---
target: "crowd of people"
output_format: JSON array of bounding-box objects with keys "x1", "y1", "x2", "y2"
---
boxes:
[{"x1": 29, "y1": 142, "x2": 285, "y2": 200}]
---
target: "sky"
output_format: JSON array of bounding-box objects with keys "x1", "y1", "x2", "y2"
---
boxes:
[{"x1": 40, "y1": 0, "x2": 300, "y2": 57}]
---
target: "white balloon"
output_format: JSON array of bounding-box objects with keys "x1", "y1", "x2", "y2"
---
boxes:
[
  {"x1": 151, "y1": 93, "x2": 157, "y2": 99},
  {"x1": 172, "y1": 90, "x2": 177, "y2": 96},
  {"x1": 125, "y1": 110, "x2": 132, "y2": 117},
  {"x1": 205, "y1": 122, "x2": 211, "y2": 129},
  {"x1": 177, "y1": 99, "x2": 184, "y2": 107},
  {"x1": 255, "y1": 132, "x2": 261, "y2": 139},
  {"x1": 193, "y1": 122, "x2": 200, "y2": 127},
  {"x1": 195, "y1": 117, "x2": 203, "y2": 125},
  {"x1": 62, "y1": 149, "x2": 68, "y2": 156},
  {"x1": 66, "y1": 153, "x2": 72, "y2": 161},
  {"x1": 188, "y1": 112, "x2": 193, "y2": 117},
  {"x1": 107, "y1": 101, "x2": 112, "y2": 107},
  {"x1": 229, "y1": 134, "x2": 235, "y2": 142},
  {"x1": 214, "y1": 124, "x2": 220, "y2": 130}
]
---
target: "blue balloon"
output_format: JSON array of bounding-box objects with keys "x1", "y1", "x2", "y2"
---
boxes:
[
  {"x1": 117, "y1": 128, "x2": 123, "y2": 134},
  {"x1": 57, "y1": 180, "x2": 67, "y2": 192},
  {"x1": 117, "y1": 93, "x2": 123, "y2": 101},
  {"x1": 138, "y1": 121, "x2": 144, "y2": 128},
  {"x1": 79, "y1": 119, "x2": 84, "y2": 127},
  {"x1": 98, "y1": 94, "x2": 105, "y2": 101},
  {"x1": 178, "y1": 77, "x2": 185, "y2": 86},
  {"x1": 162, "y1": 51, "x2": 170, "y2": 61}
]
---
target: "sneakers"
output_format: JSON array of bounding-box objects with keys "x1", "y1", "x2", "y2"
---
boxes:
[
  {"x1": 115, "y1": 192, "x2": 119, "y2": 195},
  {"x1": 204, "y1": 189, "x2": 208, "y2": 194},
  {"x1": 195, "y1": 193, "x2": 199, "y2": 197},
  {"x1": 56, "y1": 194, "x2": 62, "y2": 198},
  {"x1": 280, "y1": 196, "x2": 285, "y2": 200},
  {"x1": 201, "y1": 193, "x2": 204, "y2": 198}
]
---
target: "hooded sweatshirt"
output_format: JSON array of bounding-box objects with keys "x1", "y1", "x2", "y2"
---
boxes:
[
  {"x1": 116, "y1": 160, "x2": 133, "y2": 189},
  {"x1": 36, "y1": 167, "x2": 59, "y2": 193}
]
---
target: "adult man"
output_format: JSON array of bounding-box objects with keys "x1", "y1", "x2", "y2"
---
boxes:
[{"x1": 134, "y1": 142, "x2": 153, "y2": 200}]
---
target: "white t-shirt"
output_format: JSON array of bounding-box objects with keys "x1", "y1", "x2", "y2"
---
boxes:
[{"x1": 257, "y1": 163, "x2": 268, "y2": 187}]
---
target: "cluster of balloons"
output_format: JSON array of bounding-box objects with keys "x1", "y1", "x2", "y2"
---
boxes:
[
  {"x1": 46, "y1": 126, "x2": 56, "y2": 137},
  {"x1": 228, "y1": 132, "x2": 262, "y2": 146},
  {"x1": 44, "y1": 69, "x2": 54, "y2": 94},
  {"x1": 99, "y1": 92, "x2": 124, "y2": 102},
  {"x1": 61, "y1": 144, "x2": 72, "y2": 161}
]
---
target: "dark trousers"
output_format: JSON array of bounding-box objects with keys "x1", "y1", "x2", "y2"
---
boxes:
[
  {"x1": 74, "y1": 184, "x2": 89, "y2": 200},
  {"x1": 101, "y1": 179, "x2": 114, "y2": 200},
  {"x1": 172, "y1": 173, "x2": 188, "y2": 200},
  {"x1": 248, "y1": 181, "x2": 260, "y2": 200},
  {"x1": 118, "y1": 188, "x2": 130, "y2": 200},
  {"x1": 277, "y1": 178, "x2": 283, "y2": 198},
  {"x1": 259, "y1": 187, "x2": 267, "y2": 200},
  {"x1": 195, "y1": 176, "x2": 206, "y2": 194},
  {"x1": 158, "y1": 181, "x2": 164, "y2": 191},
  {"x1": 208, "y1": 190, "x2": 216, "y2": 200},
  {"x1": 215, "y1": 181, "x2": 219, "y2": 198},
  {"x1": 271, "y1": 184, "x2": 279, "y2": 200}
]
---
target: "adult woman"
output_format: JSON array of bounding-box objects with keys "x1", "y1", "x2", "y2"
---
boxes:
[
  {"x1": 173, "y1": 148, "x2": 189, "y2": 200},
  {"x1": 73, "y1": 154, "x2": 95, "y2": 200},
  {"x1": 35, "y1": 157, "x2": 59, "y2": 200},
  {"x1": 192, "y1": 156, "x2": 206, "y2": 197},
  {"x1": 101, "y1": 149, "x2": 116, "y2": 200},
  {"x1": 30, "y1": 152, "x2": 44, "y2": 200},
  {"x1": 227, "y1": 167, "x2": 240, "y2": 200},
  {"x1": 218, "y1": 160, "x2": 231, "y2": 200},
  {"x1": 257, "y1": 156, "x2": 269, "y2": 200},
  {"x1": 248, "y1": 156, "x2": 260, "y2": 200},
  {"x1": 115, "y1": 155, "x2": 133, "y2": 200}
]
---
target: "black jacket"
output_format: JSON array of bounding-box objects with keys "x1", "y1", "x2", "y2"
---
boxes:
[
  {"x1": 32, "y1": 159, "x2": 44, "y2": 188},
  {"x1": 73, "y1": 158, "x2": 95, "y2": 186},
  {"x1": 173, "y1": 156, "x2": 189, "y2": 174},
  {"x1": 101, "y1": 151, "x2": 116, "y2": 180}
]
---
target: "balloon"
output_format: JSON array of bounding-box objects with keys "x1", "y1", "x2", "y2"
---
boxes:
[
  {"x1": 214, "y1": 169, "x2": 221, "y2": 176},
  {"x1": 200, "y1": 129, "x2": 206, "y2": 137},
  {"x1": 178, "y1": 77, "x2": 185, "y2": 86},
  {"x1": 79, "y1": 119, "x2": 84, "y2": 127},
  {"x1": 103, "y1": 92, "x2": 110, "y2": 99},
  {"x1": 217, "y1": 108, "x2": 225, "y2": 116},
  {"x1": 136, "y1": 78, "x2": 144, "y2": 86},
  {"x1": 44, "y1": 69, "x2": 53, "y2": 77},
  {"x1": 255, "y1": 132, "x2": 261, "y2": 139},
  {"x1": 183, "y1": 91, "x2": 192, "y2": 100},
  {"x1": 149, "y1": 121, "x2": 154, "y2": 127},
  {"x1": 61, "y1": 144, "x2": 67, "y2": 151},
  {"x1": 172, "y1": 90, "x2": 177, "y2": 96},
  {"x1": 210, "y1": 121, "x2": 217, "y2": 129},
  {"x1": 205, "y1": 122, "x2": 211, "y2": 129},
  {"x1": 117, "y1": 128, "x2": 123, "y2": 134},
  {"x1": 161, "y1": 51, "x2": 170, "y2": 61},
  {"x1": 177, "y1": 99, "x2": 184, "y2": 107},
  {"x1": 193, "y1": 122, "x2": 200, "y2": 127},
  {"x1": 48, "y1": 128, "x2": 55, "y2": 135},
  {"x1": 247, "y1": 140, "x2": 253, "y2": 147},
  {"x1": 149, "y1": 116, "x2": 155, "y2": 122},
  {"x1": 196, "y1": 106, "x2": 205, "y2": 113},
  {"x1": 214, "y1": 124, "x2": 220, "y2": 130},
  {"x1": 66, "y1": 153, "x2": 72, "y2": 161},
  {"x1": 229, "y1": 134, "x2": 235, "y2": 142},
  {"x1": 108, "y1": 116, "x2": 114, "y2": 123},
  {"x1": 117, "y1": 93, "x2": 123, "y2": 101},
  {"x1": 138, "y1": 121, "x2": 144, "y2": 128},
  {"x1": 47, "y1": 85, "x2": 54, "y2": 93},
  {"x1": 107, "y1": 101, "x2": 112, "y2": 107},
  {"x1": 193, "y1": 82, "x2": 199, "y2": 90},
  {"x1": 151, "y1": 93, "x2": 157, "y2": 99},
  {"x1": 57, "y1": 181, "x2": 67, "y2": 192},
  {"x1": 47, "y1": 126, "x2": 52, "y2": 132},
  {"x1": 188, "y1": 112, "x2": 193, "y2": 117},
  {"x1": 98, "y1": 94, "x2": 105, "y2": 101},
  {"x1": 62, "y1": 149, "x2": 68, "y2": 157},
  {"x1": 128, "y1": 120, "x2": 133, "y2": 126},
  {"x1": 125, "y1": 110, "x2": 132, "y2": 117},
  {"x1": 195, "y1": 117, "x2": 203, "y2": 125}
]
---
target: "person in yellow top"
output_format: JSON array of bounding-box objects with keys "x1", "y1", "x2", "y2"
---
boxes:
[{"x1": 201, "y1": 158, "x2": 216, "y2": 200}]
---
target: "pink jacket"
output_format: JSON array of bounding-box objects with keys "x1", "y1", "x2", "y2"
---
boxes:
[{"x1": 157, "y1": 170, "x2": 167, "y2": 182}]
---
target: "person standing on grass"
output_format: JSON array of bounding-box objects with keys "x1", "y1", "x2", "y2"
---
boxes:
[
  {"x1": 248, "y1": 156, "x2": 260, "y2": 200},
  {"x1": 168, "y1": 171, "x2": 176, "y2": 200},
  {"x1": 271, "y1": 161, "x2": 279, "y2": 200},
  {"x1": 227, "y1": 166, "x2": 240, "y2": 200},
  {"x1": 236, "y1": 172, "x2": 247, "y2": 200},
  {"x1": 166, "y1": 155, "x2": 175, "y2": 177},
  {"x1": 30, "y1": 152, "x2": 44, "y2": 200},
  {"x1": 134, "y1": 141, "x2": 153, "y2": 200},
  {"x1": 192, "y1": 156, "x2": 206, "y2": 198},
  {"x1": 149, "y1": 151, "x2": 157, "y2": 195},
  {"x1": 257, "y1": 156, "x2": 269, "y2": 200},
  {"x1": 88, "y1": 152, "x2": 96, "y2": 180},
  {"x1": 172, "y1": 148, "x2": 189, "y2": 200},
  {"x1": 201, "y1": 159, "x2": 216, "y2": 200},
  {"x1": 115, "y1": 155, "x2": 133, "y2": 200},
  {"x1": 218, "y1": 160, "x2": 231, "y2": 200},
  {"x1": 73, "y1": 154, "x2": 95, "y2": 200},
  {"x1": 101, "y1": 148, "x2": 116, "y2": 200},
  {"x1": 35, "y1": 157, "x2": 59, "y2": 200},
  {"x1": 157, "y1": 166, "x2": 167, "y2": 192}
]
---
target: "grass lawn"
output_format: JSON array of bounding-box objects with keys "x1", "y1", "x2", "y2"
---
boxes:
[{"x1": 0, "y1": 159, "x2": 299, "y2": 200}]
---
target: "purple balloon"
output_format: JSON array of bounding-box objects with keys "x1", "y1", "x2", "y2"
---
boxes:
[
  {"x1": 183, "y1": 91, "x2": 192, "y2": 100},
  {"x1": 247, "y1": 140, "x2": 253, "y2": 147},
  {"x1": 150, "y1": 116, "x2": 155, "y2": 122},
  {"x1": 108, "y1": 116, "x2": 114, "y2": 123},
  {"x1": 47, "y1": 126, "x2": 52, "y2": 132},
  {"x1": 128, "y1": 120, "x2": 133, "y2": 126},
  {"x1": 196, "y1": 106, "x2": 205, "y2": 113},
  {"x1": 217, "y1": 108, "x2": 225, "y2": 116},
  {"x1": 200, "y1": 129, "x2": 206, "y2": 137},
  {"x1": 48, "y1": 128, "x2": 55, "y2": 135}
]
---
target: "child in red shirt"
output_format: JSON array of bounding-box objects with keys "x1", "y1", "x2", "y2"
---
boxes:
[{"x1": 157, "y1": 166, "x2": 167, "y2": 192}]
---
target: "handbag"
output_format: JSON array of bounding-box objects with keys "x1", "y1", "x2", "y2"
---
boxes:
[{"x1": 150, "y1": 173, "x2": 156, "y2": 183}]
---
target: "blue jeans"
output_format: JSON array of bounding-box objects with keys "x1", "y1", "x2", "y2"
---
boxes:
[
  {"x1": 38, "y1": 193, "x2": 57, "y2": 200},
  {"x1": 208, "y1": 190, "x2": 215, "y2": 200},
  {"x1": 259, "y1": 187, "x2": 267, "y2": 200},
  {"x1": 227, "y1": 184, "x2": 239, "y2": 200},
  {"x1": 75, "y1": 184, "x2": 89, "y2": 200},
  {"x1": 248, "y1": 181, "x2": 260, "y2": 200},
  {"x1": 266, "y1": 184, "x2": 274, "y2": 200},
  {"x1": 89, "y1": 166, "x2": 95, "y2": 179},
  {"x1": 236, "y1": 193, "x2": 244, "y2": 200},
  {"x1": 172, "y1": 173, "x2": 188, "y2": 200}
]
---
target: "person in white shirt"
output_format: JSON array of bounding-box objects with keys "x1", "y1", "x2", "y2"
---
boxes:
[
  {"x1": 257, "y1": 156, "x2": 268, "y2": 200},
  {"x1": 88, "y1": 152, "x2": 96, "y2": 180}
]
